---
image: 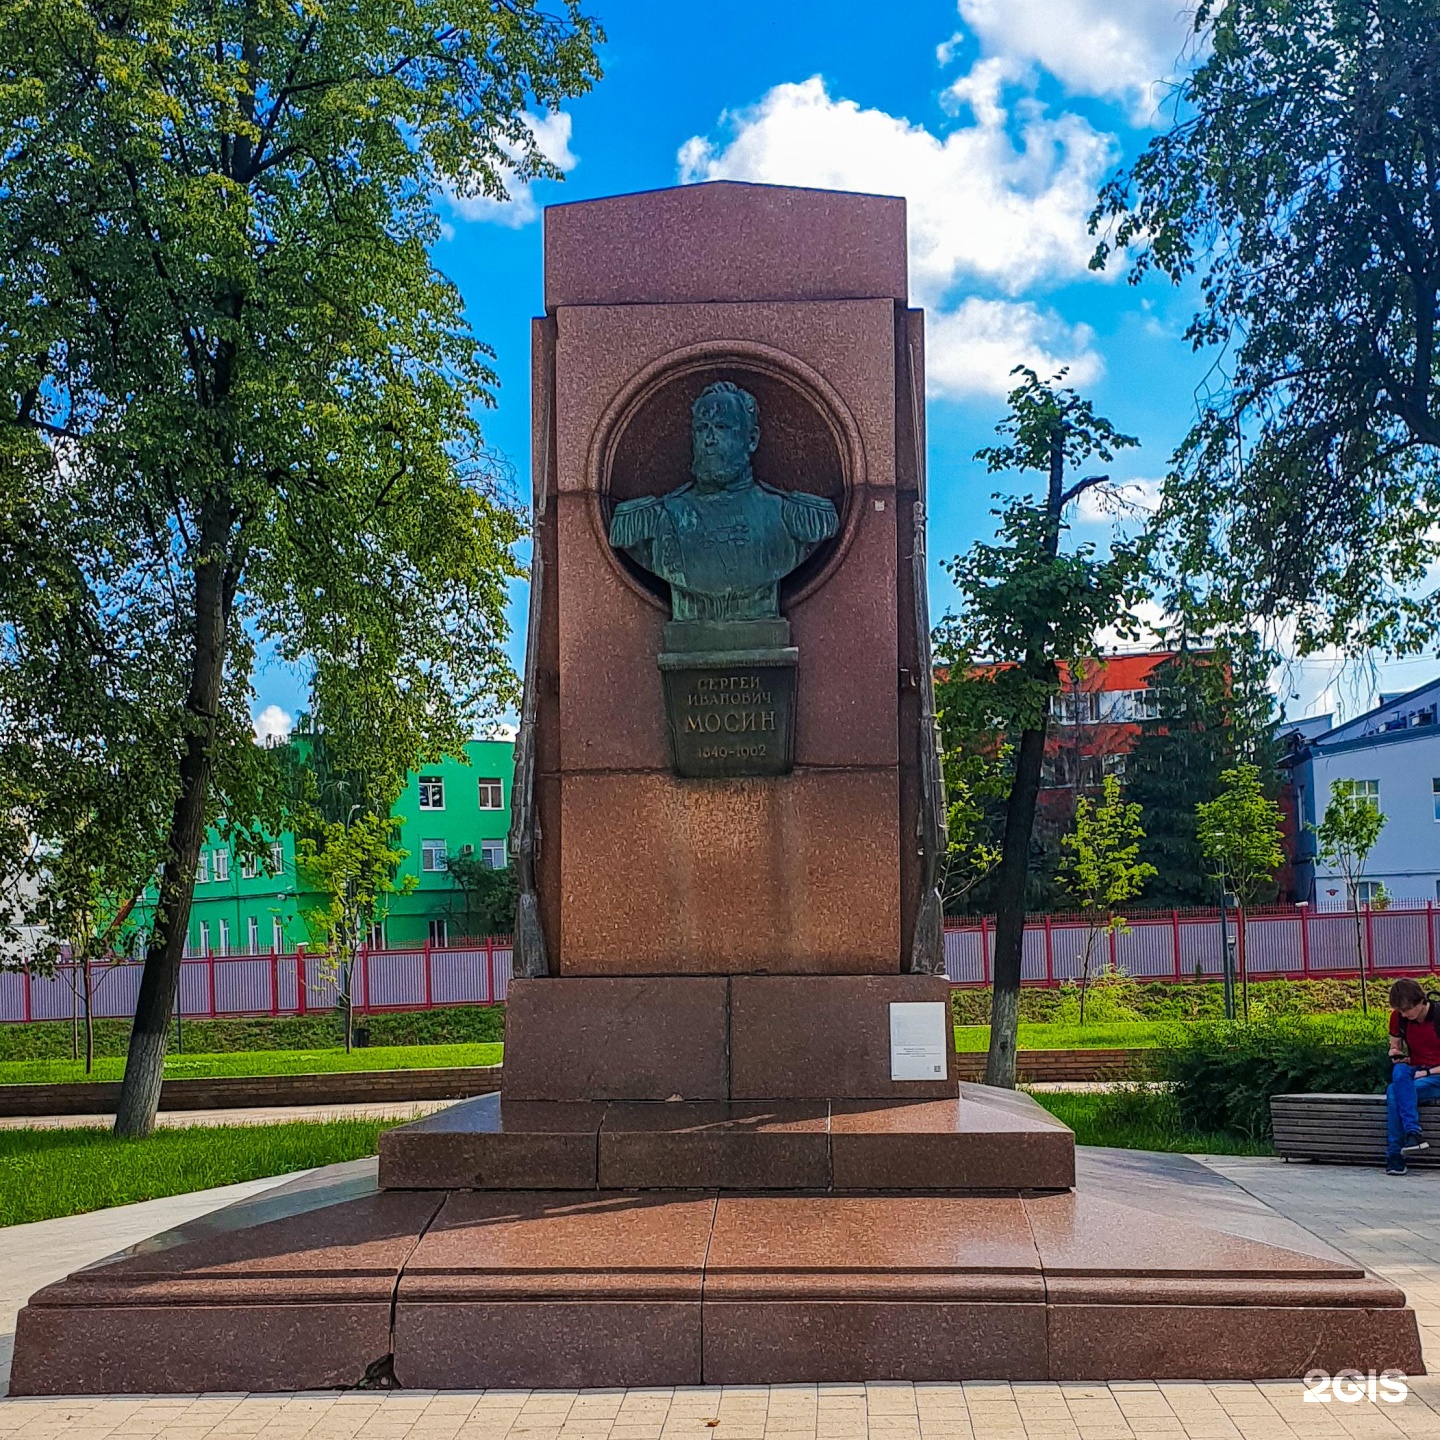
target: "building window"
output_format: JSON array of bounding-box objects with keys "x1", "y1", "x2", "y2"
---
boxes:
[
  {"x1": 1433, "y1": 778, "x2": 1440, "y2": 821},
  {"x1": 213, "y1": 847, "x2": 230, "y2": 882},
  {"x1": 481, "y1": 838, "x2": 507, "y2": 870},
  {"x1": 1334, "y1": 779, "x2": 1380, "y2": 810},
  {"x1": 272, "y1": 916, "x2": 284, "y2": 954},
  {"x1": 1353, "y1": 880, "x2": 1384, "y2": 906},
  {"x1": 247, "y1": 916, "x2": 260, "y2": 954},
  {"x1": 240, "y1": 853, "x2": 258, "y2": 880},
  {"x1": 1101, "y1": 752, "x2": 1127, "y2": 780},
  {"x1": 477, "y1": 778, "x2": 504, "y2": 810},
  {"x1": 421, "y1": 839, "x2": 448, "y2": 872},
  {"x1": 196, "y1": 851, "x2": 210, "y2": 885},
  {"x1": 428, "y1": 918, "x2": 449, "y2": 947},
  {"x1": 1051, "y1": 692, "x2": 1099, "y2": 726},
  {"x1": 1128, "y1": 689, "x2": 1161, "y2": 721},
  {"x1": 419, "y1": 776, "x2": 445, "y2": 810},
  {"x1": 369, "y1": 922, "x2": 386, "y2": 949},
  {"x1": 199, "y1": 920, "x2": 211, "y2": 956},
  {"x1": 218, "y1": 918, "x2": 231, "y2": 954}
]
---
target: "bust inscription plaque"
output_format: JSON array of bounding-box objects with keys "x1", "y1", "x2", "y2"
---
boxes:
[{"x1": 609, "y1": 381, "x2": 838, "y2": 778}]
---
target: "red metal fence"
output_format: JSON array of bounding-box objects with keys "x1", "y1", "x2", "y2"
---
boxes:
[
  {"x1": 0, "y1": 939, "x2": 514, "y2": 1024},
  {"x1": 5, "y1": 905, "x2": 1438, "y2": 1021},
  {"x1": 943, "y1": 902, "x2": 1440, "y2": 986}
]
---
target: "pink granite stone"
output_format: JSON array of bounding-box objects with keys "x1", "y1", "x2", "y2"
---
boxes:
[{"x1": 545, "y1": 182, "x2": 907, "y2": 309}]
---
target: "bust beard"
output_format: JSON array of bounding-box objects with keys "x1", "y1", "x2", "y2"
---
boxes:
[{"x1": 691, "y1": 454, "x2": 756, "y2": 493}]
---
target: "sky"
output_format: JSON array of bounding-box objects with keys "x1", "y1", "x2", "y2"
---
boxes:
[{"x1": 249, "y1": 0, "x2": 1440, "y2": 746}]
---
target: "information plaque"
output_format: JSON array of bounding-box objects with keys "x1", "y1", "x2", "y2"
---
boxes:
[{"x1": 889, "y1": 1001, "x2": 949, "y2": 1081}]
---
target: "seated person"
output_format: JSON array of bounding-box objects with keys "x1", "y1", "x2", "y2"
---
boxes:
[{"x1": 1385, "y1": 977, "x2": 1440, "y2": 1175}]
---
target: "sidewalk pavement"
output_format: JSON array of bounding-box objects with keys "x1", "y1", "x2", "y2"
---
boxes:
[
  {"x1": 0, "y1": 1100, "x2": 455, "y2": 1130},
  {"x1": 1, "y1": 1151, "x2": 1438, "y2": 1438}
]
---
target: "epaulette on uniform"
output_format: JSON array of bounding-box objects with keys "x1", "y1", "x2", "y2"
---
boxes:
[
  {"x1": 609, "y1": 494, "x2": 665, "y2": 549},
  {"x1": 780, "y1": 489, "x2": 840, "y2": 544}
]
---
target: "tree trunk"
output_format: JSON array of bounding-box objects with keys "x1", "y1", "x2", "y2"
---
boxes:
[
  {"x1": 82, "y1": 953, "x2": 94, "y2": 1075},
  {"x1": 984, "y1": 722, "x2": 1047, "y2": 1087},
  {"x1": 1237, "y1": 904, "x2": 1250, "y2": 1022},
  {"x1": 114, "y1": 509, "x2": 232, "y2": 1138},
  {"x1": 1353, "y1": 905, "x2": 1368, "y2": 1015},
  {"x1": 343, "y1": 959, "x2": 354, "y2": 1053},
  {"x1": 983, "y1": 427, "x2": 1065, "y2": 1091}
]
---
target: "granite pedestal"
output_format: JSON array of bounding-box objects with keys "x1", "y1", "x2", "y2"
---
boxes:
[{"x1": 11, "y1": 1145, "x2": 1423, "y2": 1394}]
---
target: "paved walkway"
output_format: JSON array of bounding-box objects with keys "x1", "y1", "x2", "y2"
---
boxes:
[
  {"x1": 0, "y1": 1100, "x2": 454, "y2": 1130},
  {"x1": 1, "y1": 1153, "x2": 1438, "y2": 1438}
]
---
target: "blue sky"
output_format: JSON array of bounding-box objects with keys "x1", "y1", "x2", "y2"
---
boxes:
[{"x1": 251, "y1": 0, "x2": 1440, "y2": 739}]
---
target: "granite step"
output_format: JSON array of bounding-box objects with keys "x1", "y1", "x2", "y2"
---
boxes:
[{"x1": 376, "y1": 1084, "x2": 1077, "y2": 1193}]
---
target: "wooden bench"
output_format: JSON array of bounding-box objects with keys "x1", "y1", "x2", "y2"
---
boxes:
[{"x1": 1270, "y1": 1092, "x2": 1440, "y2": 1164}]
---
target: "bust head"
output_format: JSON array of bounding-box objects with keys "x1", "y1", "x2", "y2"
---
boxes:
[{"x1": 691, "y1": 382, "x2": 759, "y2": 493}]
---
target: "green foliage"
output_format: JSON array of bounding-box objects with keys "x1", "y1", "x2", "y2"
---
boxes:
[
  {"x1": 1159, "y1": 1016, "x2": 1389, "y2": 1141},
  {"x1": 1124, "y1": 645, "x2": 1279, "y2": 906},
  {"x1": 1052, "y1": 967, "x2": 1146, "y2": 1027},
  {"x1": 0, "y1": 1119, "x2": 396, "y2": 1225},
  {"x1": 1033, "y1": 1084, "x2": 1274, "y2": 1155},
  {"x1": 0, "y1": 1005, "x2": 507, "y2": 1059},
  {"x1": 447, "y1": 858, "x2": 519, "y2": 938},
  {"x1": 1195, "y1": 764, "x2": 1284, "y2": 906},
  {"x1": 1057, "y1": 775, "x2": 1155, "y2": 1021},
  {"x1": 1314, "y1": 783, "x2": 1388, "y2": 896},
  {"x1": 938, "y1": 370, "x2": 1148, "y2": 731},
  {"x1": 947, "y1": 975, "x2": 1398, "y2": 1027},
  {"x1": 296, "y1": 812, "x2": 415, "y2": 1045},
  {"x1": 1091, "y1": 0, "x2": 1440, "y2": 655},
  {"x1": 0, "y1": 1042, "x2": 502, "y2": 1086},
  {"x1": 1059, "y1": 775, "x2": 1155, "y2": 919},
  {"x1": 0, "y1": 0, "x2": 601, "y2": 1114}
]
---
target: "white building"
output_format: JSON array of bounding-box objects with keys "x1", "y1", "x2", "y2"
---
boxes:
[{"x1": 1283, "y1": 678, "x2": 1440, "y2": 905}]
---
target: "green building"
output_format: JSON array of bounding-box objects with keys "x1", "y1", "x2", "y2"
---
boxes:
[{"x1": 183, "y1": 739, "x2": 515, "y2": 955}]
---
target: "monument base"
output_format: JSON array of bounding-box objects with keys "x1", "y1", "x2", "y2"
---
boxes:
[
  {"x1": 377, "y1": 1086, "x2": 1076, "y2": 1192},
  {"x1": 500, "y1": 974, "x2": 960, "y2": 1102},
  {"x1": 10, "y1": 1140, "x2": 1424, "y2": 1395}
]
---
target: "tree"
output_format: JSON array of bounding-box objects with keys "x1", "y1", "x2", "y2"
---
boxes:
[
  {"x1": 932, "y1": 664, "x2": 1010, "y2": 913},
  {"x1": 1091, "y1": 0, "x2": 1440, "y2": 656},
  {"x1": 1195, "y1": 764, "x2": 1284, "y2": 1021},
  {"x1": 447, "y1": 857, "x2": 519, "y2": 938},
  {"x1": 1124, "y1": 641, "x2": 1278, "y2": 906},
  {"x1": 1, "y1": 0, "x2": 601, "y2": 1135},
  {"x1": 937, "y1": 369, "x2": 1148, "y2": 1088},
  {"x1": 297, "y1": 812, "x2": 415, "y2": 1051},
  {"x1": 1057, "y1": 775, "x2": 1155, "y2": 1024},
  {"x1": 1313, "y1": 782, "x2": 1388, "y2": 1014}
]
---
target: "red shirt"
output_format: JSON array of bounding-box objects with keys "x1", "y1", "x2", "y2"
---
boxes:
[{"x1": 1392, "y1": 1004, "x2": 1440, "y2": 1070}]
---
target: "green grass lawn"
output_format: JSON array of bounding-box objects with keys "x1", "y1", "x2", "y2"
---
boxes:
[
  {"x1": 0, "y1": 1118, "x2": 399, "y2": 1226},
  {"x1": 954, "y1": 1021, "x2": 1183, "y2": 1052},
  {"x1": 0, "y1": 1041, "x2": 504, "y2": 1087},
  {"x1": 1030, "y1": 1086, "x2": 1273, "y2": 1155}
]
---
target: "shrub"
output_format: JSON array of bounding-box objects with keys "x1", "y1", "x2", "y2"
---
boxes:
[
  {"x1": 1158, "y1": 1015, "x2": 1389, "y2": 1141},
  {"x1": 1051, "y1": 964, "x2": 1145, "y2": 1025},
  {"x1": 948, "y1": 975, "x2": 1394, "y2": 1027}
]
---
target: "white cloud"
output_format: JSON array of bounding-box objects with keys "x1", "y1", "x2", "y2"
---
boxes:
[
  {"x1": 253, "y1": 704, "x2": 293, "y2": 747},
  {"x1": 925, "y1": 298, "x2": 1102, "y2": 399},
  {"x1": 678, "y1": 75, "x2": 1116, "y2": 306},
  {"x1": 449, "y1": 111, "x2": 577, "y2": 228},
  {"x1": 1071, "y1": 475, "x2": 1164, "y2": 524},
  {"x1": 955, "y1": 0, "x2": 1196, "y2": 125}
]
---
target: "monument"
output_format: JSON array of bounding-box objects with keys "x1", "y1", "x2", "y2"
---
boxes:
[{"x1": 8, "y1": 182, "x2": 1424, "y2": 1395}]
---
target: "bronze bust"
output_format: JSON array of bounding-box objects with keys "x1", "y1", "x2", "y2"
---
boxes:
[{"x1": 609, "y1": 382, "x2": 839, "y2": 621}]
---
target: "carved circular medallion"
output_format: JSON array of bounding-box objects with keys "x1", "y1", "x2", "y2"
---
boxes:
[{"x1": 588, "y1": 341, "x2": 867, "y2": 611}]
